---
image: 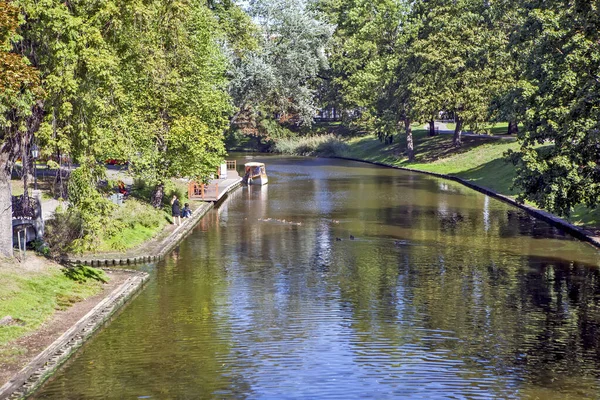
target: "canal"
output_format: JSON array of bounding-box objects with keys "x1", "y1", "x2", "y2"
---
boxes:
[{"x1": 35, "y1": 156, "x2": 600, "y2": 399}]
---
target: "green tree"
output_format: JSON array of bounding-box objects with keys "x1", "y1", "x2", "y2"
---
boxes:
[
  {"x1": 0, "y1": 1, "x2": 41, "y2": 257},
  {"x1": 115, "y1": 0, "x2": 231, "y2": 207},
  {"x1": 13, "y1": 0, "x2": 129, "y2": 249},
  {"x1": 410, "y1": 0, "x2": 507, "y2": 146},
  {"x1": 229, "y1": 0, "x2": 333, "y2": 133},
  {"x1": 509, "y1": 0, "x2": 600, "y2": 215},
  {"x1": 317, "y1": 0, "x2": 418, "y2": 159}
]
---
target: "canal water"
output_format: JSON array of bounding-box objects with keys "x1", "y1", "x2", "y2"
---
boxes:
[{"x1": 35, "y1": 156, "x2": 600, "y2": 399}]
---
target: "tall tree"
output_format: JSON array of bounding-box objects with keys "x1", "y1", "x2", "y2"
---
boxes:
[
  {"x1": 13, "y1": 0, "x2": 129, "y2": 248},
  {"x1": 229, "y1": 0, "x2": 333, "y2": 133},
  {"x1": 115, "y1": 0, "x2": 231, "y2": 207},
  {"x1": 410, "y1": 0, "x2": 507, "y2": 146},
  {"x1": 317, "y1": 0, "x2": 418, "y2": 159},
  {"x1": 509, "y1": 0, "x2": 600, "y2": 216},
  {"x1": 0, "y1": 1, "x2": 41, "y2": 257}
]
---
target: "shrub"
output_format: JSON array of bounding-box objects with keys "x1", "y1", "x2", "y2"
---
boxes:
[
  {"x1": 164, "y1": 181, "x2": 188, "y2": 206},
  {"x1": 273, "y1": 134, "x2": 348, "y2": 156},
  {"x1": 111, "y1": 199, "x2": 165, "y2": 229},
  {"x1": 316, "y1": 137, "x2": 350, "y2": 156},
  {"x1": 44, "y1": 206, "x2": 84, "y2": 257}
]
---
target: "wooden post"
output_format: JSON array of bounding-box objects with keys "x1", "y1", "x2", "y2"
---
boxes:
[{"x1": 215, "y1": 183, "x2": 219, "y2": 200}]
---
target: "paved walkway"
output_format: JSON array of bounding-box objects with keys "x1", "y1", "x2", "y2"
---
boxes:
[
  {"x1": 40, "y1": 198, "x2": 63, "y2": 221},
  {"x1": 423, "y1": 122, "x2": 516, "y2": 140}
]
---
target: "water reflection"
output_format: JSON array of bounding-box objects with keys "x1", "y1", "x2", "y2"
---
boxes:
[{"x1": 34, "y1": 156, "x2": 600, "y2": 399}]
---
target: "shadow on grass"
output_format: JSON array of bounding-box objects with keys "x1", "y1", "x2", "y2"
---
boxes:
[
  {"x1": 454, "y1": 158, "x2": 518, "y2": 196},
  {"x1": 413, "y1": 134, "x2": 504, "y2": 163}
]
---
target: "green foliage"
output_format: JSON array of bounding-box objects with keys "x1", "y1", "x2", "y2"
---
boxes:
[
  {"x1": 97, "y1": 198, "x2": 168, "y2": 251},
  {"x1": 259, "y1": 119, "x2": 296, "y2": 140},
  {"x1": 67, "y1": 164, "x2": 115, "y2": 250},
  {"x1": 114, "y1": 0, "x2": 231, "y2": 204},
  {"x1": 0, "y1": 1, "x2": 41, "y2": 126},
  {"x1": 112, "y1": 199, "x2": 165, "y2": 230},
  {"x1": 62, "y1": 265, "x2": 107, "y2": 284},
  {"x1": 273, "y1": 134, "x2": 348, "y2": 156},
  {"x1": 229, "y1": 0, "x2": 333, "y2": 130},
  {"x1": 29, "y1": 239, "x2": 50, "y2": 256},
  {"x1": 1, "y1": 0, "x2": 236, "y2": 253},
  {"x1": 316, "y1": 0, "x2": 417, "y2": 156},
  {"x1": 409, "y1": 0, "x2": 509, "y2": 146},
  {"x1": 44, "y1": 206, "x2": 84, "y2": 257},
  {"x1": 508, "y1": 0, "x2": 600, "y2": 216}
]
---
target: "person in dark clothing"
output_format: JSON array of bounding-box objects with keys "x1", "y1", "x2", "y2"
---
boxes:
[
  {"x1": 171, "y1": 195, "x2": 181, "y2": 225},
  {"x1": 181, "y1": 203, "x2": 192, "y2": 218}
]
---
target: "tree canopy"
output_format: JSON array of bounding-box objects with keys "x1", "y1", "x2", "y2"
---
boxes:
[{"x1": 508, "y1": 0, "x2": 600, "y2": 215}]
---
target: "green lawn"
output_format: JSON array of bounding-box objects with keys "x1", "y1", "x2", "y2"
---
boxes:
[
  {"x1": 342, "y1": 130, "x2": 519, "y2": 195},
  {"x1": 0, "y1": 259, "x2": 102, "y2": 352},
  {"x1": 442, "y1": 121, "x2": 522, "y2": 136}
]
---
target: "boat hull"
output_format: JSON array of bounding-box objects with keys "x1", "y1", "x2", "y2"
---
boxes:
[{"x1": 248, "y1": 175, "x2": 268, "y2": 185}]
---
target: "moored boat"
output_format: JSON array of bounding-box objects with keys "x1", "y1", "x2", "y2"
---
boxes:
[{"x1": 243, "y1": 162, "x2": 268, "y2": 185}]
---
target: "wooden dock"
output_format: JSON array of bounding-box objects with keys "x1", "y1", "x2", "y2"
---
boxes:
[{"x1": 188, "y1": 161, "x2": 242, "y2": 202}]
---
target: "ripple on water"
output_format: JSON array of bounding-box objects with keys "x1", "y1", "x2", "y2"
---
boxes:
[{"x1": 32, "y1": 157, "x2": 600, "y2": 400}]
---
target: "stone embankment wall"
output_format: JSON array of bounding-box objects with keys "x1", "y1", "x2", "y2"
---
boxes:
[{"x1": 0, "y1": 271, "x2": 148, "y2": 400}]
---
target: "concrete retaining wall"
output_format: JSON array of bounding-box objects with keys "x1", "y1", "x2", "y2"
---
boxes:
[{"x1": 0, "y1": 271, "x2": 149, "y2": 400}]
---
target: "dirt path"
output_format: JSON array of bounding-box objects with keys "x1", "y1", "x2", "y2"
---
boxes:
[{"x1": 0, "y1": 270, "x2": 131, "y2": 387}]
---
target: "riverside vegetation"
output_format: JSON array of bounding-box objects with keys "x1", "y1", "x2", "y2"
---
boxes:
[{"x1": 3, "y1": 0, "x2": 598, "y2": 257}]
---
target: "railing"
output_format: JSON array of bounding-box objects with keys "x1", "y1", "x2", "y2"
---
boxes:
[
  {"x1": 12, "y1": 195, "x2": 39, "y2": 219},
  {"x1": 188, "y1": 182, "x2": 219, "y2": 200}
]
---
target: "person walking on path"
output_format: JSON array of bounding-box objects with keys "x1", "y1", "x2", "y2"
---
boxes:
[{"x1": 171, "y1": 195, "x2": 181, "y2": 225}]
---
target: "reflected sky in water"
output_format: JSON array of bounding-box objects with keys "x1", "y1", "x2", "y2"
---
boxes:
[{"x1": 35, "y1": 156, "x2": 600, "y2": 399}]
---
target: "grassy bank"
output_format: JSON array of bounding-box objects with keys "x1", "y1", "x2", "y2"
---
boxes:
[
  {"x1": 273, "y1": 127, "x2": 600, "y2": 229},
  {"x1": 95, "y1": 199, "x2": 170, "y2": 252},
  {"x1": 0, "y1": 257, "x2": 103, "y2": 358}
]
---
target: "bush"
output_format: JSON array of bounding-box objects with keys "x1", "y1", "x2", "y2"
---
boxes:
[
  {"x1": 259, "y1": 118, "x2": 296, "y2": 139},
  {"x1": 44, "y1": 206, "x2": 84, "y2": 257},
  {"x1": 316, "y1": 137, "x2": 350, "y2": 156},
  {"x1": 165, "y1": 186, "x2": 187, "y2": 206},
  {"x1": 29, "y1": 239, "x2": 50, "y2": 257},
  {"x1": 273, "y1": 134, "x2": 348, "y2": 156},
  {"x1": 131, "y1": 178, "x2": 153, "y2": 201}
]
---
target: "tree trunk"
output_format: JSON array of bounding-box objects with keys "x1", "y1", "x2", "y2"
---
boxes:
[
  {"x1": 152, "y1": 182, "x2": 164, "y2": 208},
  {"x1": 453, "y1": 116, "x2": 463, "y2": 147},
  {"x1": 508, "y1": 120, "x2": 518, "y2": 135},
  {"x1": 0, "y1": 172, "x2": 12, "y2": 257},
  {"x1": 405, "y1": 117, "x2": 414, "y2": 161},
  {"x1": 0, "y1": 147, "x2": 14, "y2": 257},
  {"x1": 428, "y1": 120, "x2": 436, "y2": 136}
]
